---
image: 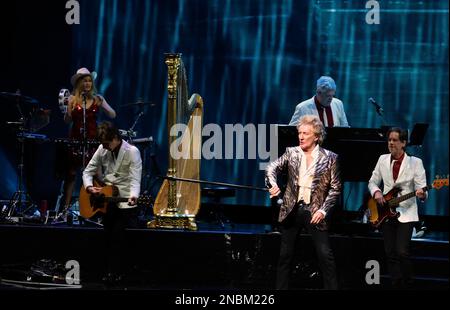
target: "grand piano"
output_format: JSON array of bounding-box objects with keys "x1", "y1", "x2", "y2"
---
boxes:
[{"x1": 276, "y1": 125, "x2": 389, "y2": 182}]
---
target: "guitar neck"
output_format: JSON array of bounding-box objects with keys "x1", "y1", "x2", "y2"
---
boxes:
[
  {"x1": 99, "y1": 195, "x2": 150, "y2": 205},
  {"x1": 388, "y1": 186, "x2": 428, "y2": 206},
  {"x1": 105, "y1": 197, "x2": 129, "y2": 203}
]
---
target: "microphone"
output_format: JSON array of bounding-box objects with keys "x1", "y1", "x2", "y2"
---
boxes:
[
  {"x1": 369, "y1": 97, "x2": 384, "y2": 115},
  {"x1": 275, "y1": 196, "x2": 283, "y2": 206},
  {"x1": 269, "y1": 185, "x2": 283, "y2": 206},
  {"x1": 118, "y1": 129, "x2": 137, "y2": 138}
]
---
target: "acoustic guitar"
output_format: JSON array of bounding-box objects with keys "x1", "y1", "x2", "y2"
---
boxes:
[
  {"x1": 366, "y1": 177, "x2": 448, "y2": 227},
  {"x1": 79, "y1": 181, "x2": 152, "y2": 219}
]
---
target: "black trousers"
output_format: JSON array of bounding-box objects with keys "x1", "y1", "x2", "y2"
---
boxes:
[
  {"x1": 381, "y1": 219, "x2": 415, "y2": 287},
  {"x1": 276, "y1": 204, "x2": 338, "y2": 290},
  {"x1": 103, "y1": 204, "x2": 138, "y2": 276}
]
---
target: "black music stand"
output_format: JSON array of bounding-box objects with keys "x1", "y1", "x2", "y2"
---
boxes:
[
  {"x1": 202, "y1": 187, "x2": 236, "y2": 229},
  {"x1": 276, "y1": 125, "x2": 299, "y2": 157},
  {"x1": 276, "y1": 125, "x2": 389, "y2": 182},
  {"x1": 408, "y1": 123, "x2": 429, "y2": 146}
]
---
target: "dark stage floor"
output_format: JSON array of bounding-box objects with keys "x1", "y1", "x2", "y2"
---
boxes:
[{"x1": 0, "y1": 214, "x2": 448, "y2": 291}]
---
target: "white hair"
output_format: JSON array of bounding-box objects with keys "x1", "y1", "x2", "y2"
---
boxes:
[
  {"x1": 296, "y1": 115, "x2": 326, "y2": 145},
  {"x1": 316, "y1": 76, "x2": 336, "y2": 92}
]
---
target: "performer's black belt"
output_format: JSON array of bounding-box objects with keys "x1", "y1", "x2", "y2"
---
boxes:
[{"x1": 298, "y1": 200, "x2": 310, "y2": 208}]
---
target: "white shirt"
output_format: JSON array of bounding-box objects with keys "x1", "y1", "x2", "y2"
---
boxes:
[
  {"x1": 289, "y1": 96, "x2": 349, "y2": 127},
  {"x1": 297, "y1": 145, "x2": 319, "y2": 204},
  {"x1": 82, "y1": 140, "x2": 142, "y2": 209},
  {"x1": 368, "y1": 154, "x2": 427, "y2": 222}
]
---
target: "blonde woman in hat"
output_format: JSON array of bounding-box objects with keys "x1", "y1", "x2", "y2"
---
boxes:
[{"x1": 60, "y1": 68, "x2": 116, "y2": 218}]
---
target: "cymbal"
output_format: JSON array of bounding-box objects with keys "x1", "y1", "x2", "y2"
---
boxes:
[
  {"x1": 28, "y1": 108, "x2": 51, "y2": 132},
  {"x1": 6, "y1": 109, "x2": 50, "y2": 132},
  {"x1": 0, "y1": 91, "x2": 39, "y2": 105},
  {"x1": 120, "y1": 100, "x2": 155, "y2": 108}
]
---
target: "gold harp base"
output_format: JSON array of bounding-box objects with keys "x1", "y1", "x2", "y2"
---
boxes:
[{"x1": 147, "y1": 214, "x2": 197, "y2": 231}]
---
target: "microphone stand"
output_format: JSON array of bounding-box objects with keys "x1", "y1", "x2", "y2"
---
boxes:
[
  {"x1": 76, "y1": 93, "x2": 103, "y2": 227},
  {"x1": 57, "y1": 93, "x2": 87, "y2": 225},
  {"x1": 155, "y1": 176, "x2": 267, "y2": 230},
  {"x1": 127, "y1": 110, "x2": 144, "y2": 142},
  {"x1": 160, "y1": 175, "x2": 268, "y2": 192},
  {"x1": 82, "y1": 93, "x2": 87, "y2": 168},
  {"x1": 126, "y1": 106, "x2": 148, "y2": 192},
  {"x1": 370, "y1": 98, "x2": 388, "y2": 126},
  {"x1": 375, "y1": 107, "x2": 388, "y2": 126}
]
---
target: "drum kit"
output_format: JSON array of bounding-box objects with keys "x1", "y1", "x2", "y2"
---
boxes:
[
  {"x1": 1, "y1": 88, "x2": 157, "y2": 225},
  {"x1": 1, "y1": 90, "x2": 50, "y2": 221}
]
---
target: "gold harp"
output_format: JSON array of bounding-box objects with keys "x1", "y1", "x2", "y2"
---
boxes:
[{"x1": 148, "y1": 53, "x2": 203, "y2": 230}]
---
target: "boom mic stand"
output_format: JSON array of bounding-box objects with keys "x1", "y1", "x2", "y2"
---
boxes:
[
  {"x1": 128, "y1": 110, "x2": 144, "y2": 140},
  {"x1": 369, "y1": 97, "x2": 388, "y2": 126}
]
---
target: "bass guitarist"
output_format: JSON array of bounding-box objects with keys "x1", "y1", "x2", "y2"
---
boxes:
[
  {"x1": 368, "y1": 127, "x2": 427, "y2": 289},
  {"x1": 82, "y1": 121, "x2": 142, "y2": 285}
]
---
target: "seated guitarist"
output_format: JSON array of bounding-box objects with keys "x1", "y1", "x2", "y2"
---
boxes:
[
  {"x1": 82, "y1": 121, "x2": 142, "y2": 285},
  {"x1": 368, "y1": 127, "x2": 427, "y2": 289}
]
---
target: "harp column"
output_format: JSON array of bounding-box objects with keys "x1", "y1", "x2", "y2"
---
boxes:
[
  {"x1": 166, "y1": 54, "x2": 180, "y2": 215},
  {"x1": 147, "y1": 53, "x2": 200, "y2": 230}
]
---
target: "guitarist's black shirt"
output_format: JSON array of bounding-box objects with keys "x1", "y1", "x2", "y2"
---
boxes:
[{"x1": 111, "y1": 140, "x2": 123, "y2": 162}]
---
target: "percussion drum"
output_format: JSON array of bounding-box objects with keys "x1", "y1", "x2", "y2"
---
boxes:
[{"x1": 54, "y1": 138, "x2": 99, "y2": 178}]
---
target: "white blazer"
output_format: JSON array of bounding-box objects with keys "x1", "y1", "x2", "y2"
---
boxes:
[
  {"x1": 83, "y1": 140, "x2": 142, "y2": 209},
  {"x1": 289, "y1": 96, "x2": 349, "y2": 127},
  {"x1": 368, "y1": 153, "x2": 427, "y2": 223}
]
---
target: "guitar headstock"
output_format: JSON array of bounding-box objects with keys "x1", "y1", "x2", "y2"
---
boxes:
[
  {"x1": 137, "y1": 195, "x2": 154, "y2": 206},
  {"x1": 432, "y1": 176, "x2": 449, "y2": 190}
]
